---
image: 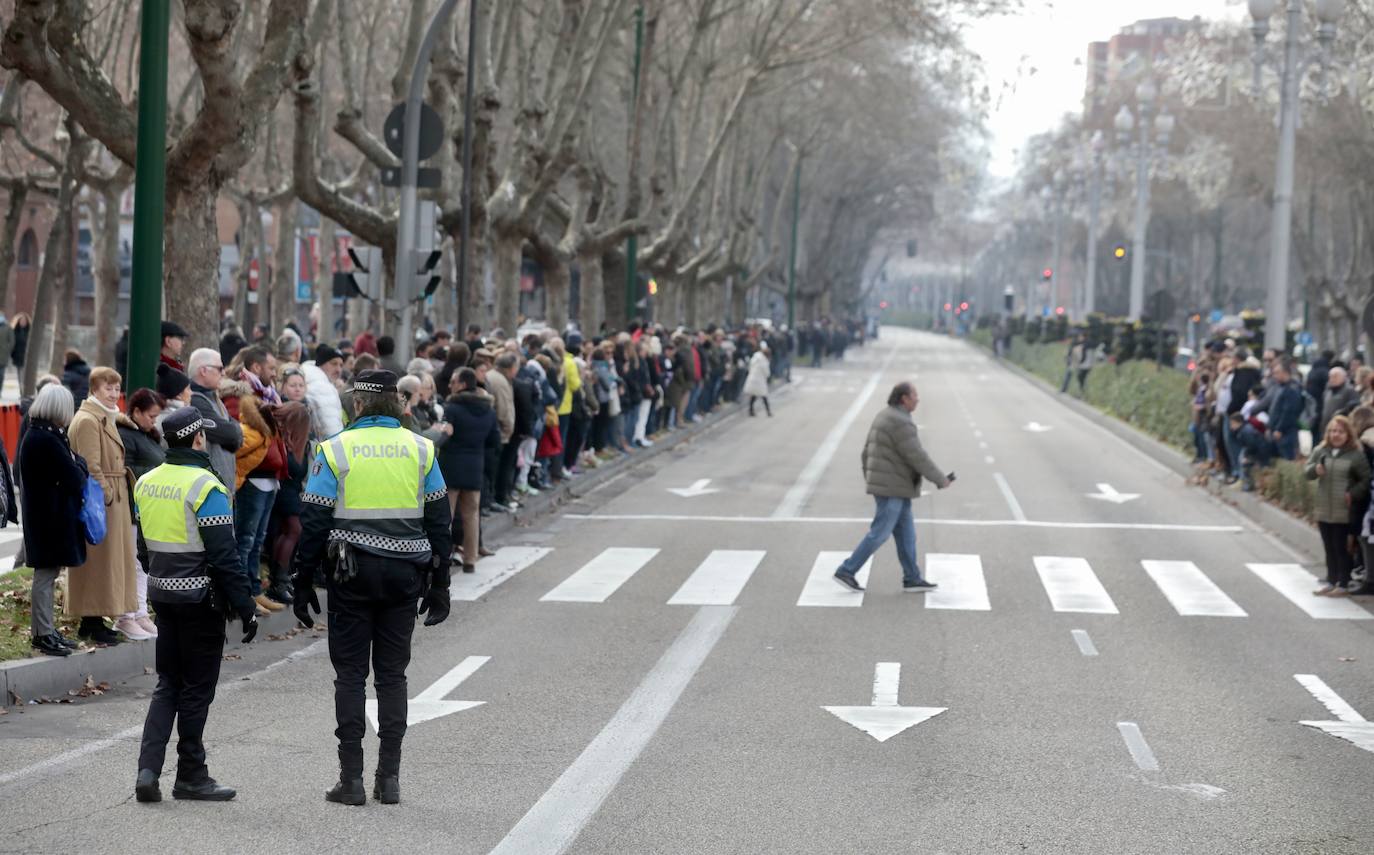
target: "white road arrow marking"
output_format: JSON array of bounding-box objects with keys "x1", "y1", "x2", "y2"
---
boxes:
[
  {"x1": 667, "y1": 479, "x2": 720, "y2": 498},
  {"x1": 1023, "y1": 421, "x2": 1053, "y2": 433},
  {"x1": 366, "y1": 655, "x2": 489, "y2": 732},
  {"x1": 822, "y1": 662, "x2": 947, "y2": 742},
  {"x1": 1295, "y1": 673, "x2": 1374, "y2": 754},
  {"x1": 1087, "y1": 483, "x2": 1140, "y2": 504}
]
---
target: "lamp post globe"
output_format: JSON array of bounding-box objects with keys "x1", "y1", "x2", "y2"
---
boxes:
[
  {"x1": 1156, "y1": 112, "x2": 1176, "y2": 144},
  {"x1": 1248, "y1": 0, "x2": 1278, "y2": 23},
  {"x1": 1313, "y1": 0, "x2": 1344, "y2": 25},
  {"x1": 1135, "y1": 79, "x2": 1158, "y2": 106},
  {"x1": 1115, "y1": 105, "x2": 1135, "y2": 137}
]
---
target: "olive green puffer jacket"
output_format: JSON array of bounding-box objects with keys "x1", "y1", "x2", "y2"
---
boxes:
[
  {"x1": 1304, "y1": 444, "x2": 1371, "y2": 524},
  {"x1": 861, "y1": 405, "x2": 949, "y2": 499}
]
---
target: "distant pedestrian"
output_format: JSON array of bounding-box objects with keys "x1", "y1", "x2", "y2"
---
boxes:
[
  {"x1": 744, "y1": 343, "x2": 772, "y2": 417},
  {"x1": 834, "y1": 381, "x2": 951, "y2": 593},
  {"x1": 188, "y1": 348, "x2": 243, "y2": 495},
  {"x1": 10, "y1": 312, "x2": 31, "y2": 379},
  {"x1": 1306, "y1": 414, "x2": 1370, "y2": 597},
  {"x1": 62, "y1": 349, "x2": 92, "y2": 402},
  {"x1": 0, "y1": 313, "x2": 14, "y2": 393},
  {"x1": 160, "y1": 321, "x2": 188, "y2": 374}
]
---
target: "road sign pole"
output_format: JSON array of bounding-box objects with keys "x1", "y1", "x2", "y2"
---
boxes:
[
  {"x1": 397, "y1": 0, "x2": 461, "y2": 363},
  {"x1": 457, "y1": 0, "x2": 478, "y2": 341},
  {"x1": 787, "y1": 156, "x2": 801, "y2": 330},
  {"x1": 127, "y1": 0, "x2": 171, "y2": 392},
  {"x1": 624, "y1": 4, "x2": 644, "y2": 328}
]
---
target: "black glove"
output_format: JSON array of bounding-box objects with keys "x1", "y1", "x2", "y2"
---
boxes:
[
  {"x1": 241, "y1": 615, "x2": 258, "y2": 644},
  {"x1": 418, "y1": 586, "x2": 450, "y2": 627},
  {"x1": 293, "y1": 574, "x2": 321, "y2": 629}
]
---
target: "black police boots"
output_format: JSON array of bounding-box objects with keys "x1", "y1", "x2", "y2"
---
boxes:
[
  {"x1": 171, "y1": 777, "x2": 237, "y2": 801},
  {"x1": 325, "y1": 777, "x2": 367, "y2": 806},
  {"x1": 134, "y1": 769, "x2": 161, "y2": 803},
  {"x1": 373, "y1": 774, "x2": 401, "y2": 804}
]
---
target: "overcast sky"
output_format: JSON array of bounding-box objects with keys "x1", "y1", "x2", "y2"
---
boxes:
[{"x1": 964, "y1": 0, "x2": 1247, "y2": 178}]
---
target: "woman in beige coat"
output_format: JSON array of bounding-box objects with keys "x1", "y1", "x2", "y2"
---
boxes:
[{"x1": 67, "y1": 366, "x2": 143, "y2": 644}]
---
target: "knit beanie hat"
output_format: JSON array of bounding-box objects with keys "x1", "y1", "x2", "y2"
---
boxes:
[{"x1": 155, "y1": 362, "x2": 191, "y2": 399}]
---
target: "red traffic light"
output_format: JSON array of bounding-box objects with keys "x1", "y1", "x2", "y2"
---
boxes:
[
  {"x1": 1055, "y1": 306, "x2": 1065, "y2": 316},
  {"x1": 943, "y1": 302, "x2": 952, "y2": 312},
  {"x1": 1042, "y1": 268, "x2": 1053, "y2": 281},
  {"x1": 879, "y1": 300, "x2": 889, "y2": 310},
  {"x1": 959, "y1": 301, "x2": 969, "y2": 311}
]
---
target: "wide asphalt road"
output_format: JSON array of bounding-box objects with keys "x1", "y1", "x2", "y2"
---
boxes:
[{"x1": 1, "y1": 328, "x2": 1371, "y2": 854}]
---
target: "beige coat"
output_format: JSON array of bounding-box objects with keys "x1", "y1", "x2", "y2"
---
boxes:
[
  {"x1": 860, "y1": 405, "x2": 949, "y2": 499},
  {"x1": 486, "y1": 370, "x2": 515, "y2": 444},
  {"x1": 66, "y1": 399, "x2": 137, "y2": 617}
]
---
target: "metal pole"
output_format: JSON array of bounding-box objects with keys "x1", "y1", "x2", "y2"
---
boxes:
[
  {"x1": 624, "y1": 4, "x2": 644, "y2": 328},
  {"x1": 127, "y1": 0, "x2": 171, "y2": 392},
  {"x1": 1127, "y1": 111, "x2": 1151, "y2": 321},
  {"x1": 1084, "y1": 149, "x2": 1103, "y2": 318},
  {"x1": 457, "y1": 0, "x2": 478, "y2": 342},
  {"x1": 397, "y1": 0, "x2": 462, "y2": 364},
  {"x1": 1264, "y1": 0, "x2": 1302, "y2": 354},
  {"x1": 787, "y1": 156, "x2": 801, "y2": 330},
  {"x1": 1051, "y1": 194, "x2": 1063, "y2": 314}
]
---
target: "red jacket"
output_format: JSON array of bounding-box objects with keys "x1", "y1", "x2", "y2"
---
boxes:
[{"x1": 159, "y1": 352, "x2": 185, "y2": 374}]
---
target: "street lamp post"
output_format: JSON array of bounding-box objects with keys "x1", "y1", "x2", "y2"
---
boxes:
[
  {"x1": 1115, "y1": 81, "x2": 1174, "y2": 322},
  {"x1": 1248, "y1": 0, "x2": 1343, "y2": 353},
  {"x1": 1082, "y1": 132, "x2": 1105, "y2": 318}
]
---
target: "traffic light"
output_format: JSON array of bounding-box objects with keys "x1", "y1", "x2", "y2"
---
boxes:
[
  {"x1": 415, "y1": 250, "x2": 442, "y2": 300},
  {"x1": 1113, "y1": 245, "x2": 1128, "y2": 261},
  {"x1": 879, "y1": 300, "x2": 889, "y2": 310},
  {"x1": 1042, "y1": 268, "x2": 1053, "y2": 281},
  {"x1": 648, "y1": 278, "x2": 658, "y2": 296},
  {"x1": 346, "y1": 246, "x2": 383, "y2": 301},
  {"x1": 943, "y1": 302, "x2": 952, "y2": 312},
  {"x1": 1055, "y1": 306, "x2": 1065, "y2": 316},
  {"x1": 959, "y1": 301, "x2": 969, "y2": 312}
]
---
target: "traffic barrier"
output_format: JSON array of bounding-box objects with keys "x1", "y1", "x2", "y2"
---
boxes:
[{"x1": 0, "y1": 403, "x2": 19, "y2": 460}]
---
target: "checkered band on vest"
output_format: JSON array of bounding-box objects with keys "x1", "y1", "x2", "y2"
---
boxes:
[
  {"x1": 328, "y1": 529, "x2": 431, "y2": 554},
  {"x1": 148, "y1": 575, "x2": 211, "y2": 591},
  {"x1": 197, "y1": 515, "x2": 233, "y2": 527},
  {"x1": 424, "y1": 489, "x2": 447, "y2": 503},
  {"x1": 303, "y1": 493, "x2": 337, "y2": 507}
]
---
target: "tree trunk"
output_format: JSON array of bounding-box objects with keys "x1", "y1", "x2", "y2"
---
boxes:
[
  {"x1": 272, "y1": 201, "x2": 300, "y2": 337},
  {"x1": 315, "y1": 217, "x2": 337, "y2": 343},
  {"x1": 0, "y1": 183, "x2": 29, "y2": 313},
  {"x1": 93, "y1": 186, "x2": 123, "y2": 367},
  {"x1": 492, "y1": 230, "x2": 522, "y2": 336},
  {"x1": 30, "y1": 193, "x2": 75, "y2": 387},
  {"x1": 234, "y1": 198, "x2": 260, "y2": 333},
  {"x1": 164, "y1": 181, "x2": 227, "y2": 353},
  {"x1": 575, "y1": 251, "x2": 601, "y2": 335},
  {"x1": 684, "y1": 279, "x2": 699, "y2": 328},
  {"x1": 730, "y1": 277, "x2": 746, "y2": 325}
]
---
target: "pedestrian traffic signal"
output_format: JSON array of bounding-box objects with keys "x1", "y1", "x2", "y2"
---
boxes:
[
  {"x1": 944, "y1": 302, "x2": 952, "y2": 312},
  {"x1": 1113, "y1": 245, "x2": 1128, "y2": 261},
  {"x1": 959, "y1": 301, "x2": 969, "y2": 311},
  {"x1": 1042, "y1": 268, "x2": 1053, "y2": 281}
]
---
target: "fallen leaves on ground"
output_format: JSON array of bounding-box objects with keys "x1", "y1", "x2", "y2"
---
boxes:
[
  {"x1": 1339, "y1": 656, "x2": 1357, "y2": 662},
  {"x1": 223, "y1": 653, "x2": 243, "y2": 661}
]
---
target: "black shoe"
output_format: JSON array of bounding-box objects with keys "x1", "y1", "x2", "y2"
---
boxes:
[
  {"x1": 172, "y1": 778, "x2": 236, "y2": 801},
  {"x1": 462, "y1": 563, "x2": 476, "y2": 574},
  {"x1": 135, "y1": 769, "x2": 161, "y2": 803},
  {"x1": 78, "y1": 619, "x2": 122, "y2": 646},
  {"x1": 833, "y1": 572, "x2": 864, "y2": 592},
  {"x1": 31, "y1": 634, "x2": 72, "y2": 657},
  {"x1": 264, "y1": 585, "x2": 294, "y2": 606},
  {"x1": 903, "y1": 580, "x2": 939, "y2": 592},
  {"x1": 373, "y1": 775, "x2": 400, "y2": 804},
  {"x1": 325, "y1": 777, "x2": 366, "y2": 806},
  {"x1": 55, "y1": 633, "x2": 79, "y2": 649}
]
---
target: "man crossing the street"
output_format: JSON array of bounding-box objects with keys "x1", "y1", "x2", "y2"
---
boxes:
[
  {"x1": 133, "y1": 408, "x2": 259, "y2": 804},
  {"x1": 292, "y1": 370, "x2": 453, "y2": 806},
  {"x1": 834, "y1": 381, "x2": 952, "y2": 593}
]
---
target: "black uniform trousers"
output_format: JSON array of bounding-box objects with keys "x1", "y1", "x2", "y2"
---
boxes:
[
  {"x1": 137, "y1": 601, "x2": 227, "y2": 781},
  {"x1": 327, "y1": 555, "x2": 422, "y2": 778}
]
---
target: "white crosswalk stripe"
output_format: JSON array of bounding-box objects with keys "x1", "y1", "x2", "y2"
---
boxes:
[
  {"x1": 1034, "y1": 556, "x2": 1119, "y2": 614},
  {"x1": 924, "y1": 554, "x2": 990, "y2": 610},
  {"x1": 541, "y1": 548, "x2": 660, "y2": 603},
  {"x1": 797, "y1": 551, "x2": 871, "y2": 607},
  {"x1": 668, "y1": 550, "x2": 767, "y2": 606},
  {"x1": 450, "y1": 547, "x2": 553, "y2": 601},
  {"x1": 1247, "y1": 563, "x2": 1374, "y2": 620},
  {"x1": 1141, "y1": 560, "x2": 1247, "y2": 617}
]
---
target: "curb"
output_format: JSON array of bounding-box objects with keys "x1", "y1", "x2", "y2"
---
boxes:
[
  {"x1": 986, "y1": 351, "x2": 1323, "y2": 563},
  {"x1": 1, "y1": 600, "x2": 307, "y2": 708}
]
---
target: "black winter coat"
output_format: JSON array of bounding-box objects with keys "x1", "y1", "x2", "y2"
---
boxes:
[
  {"x1": 438, "y1": 392, "x2": 500, "y2": 491},
  {"x1": 272, "y1": 446, "x2": 309, "y2": 517},
  {"x1": 116, "y1": 416, "x2": 166, "y2": 479},
  {"x1": 63, "y1": 359, "x2": 91, "y2": 402},
  {"x1": 11, "y1": 322, "x2": 28, "y2": 367},
  {"x1": 512, "y1": 375, "x2": 538, "y2": 439},
  {"x1": 17, "y1": 420, "x2": 88, "y2": 569}
]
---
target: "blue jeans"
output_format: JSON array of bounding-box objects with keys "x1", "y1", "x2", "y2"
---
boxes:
[
  {"x1": 685, "y1": 384, "x2": 703, "y2": 420},
  {"x1": 838, "y1": 496, "x2": 923, "y2": 585},
  {"x1": 234, "y1": 483, "x2": 276, "y2": 595},
  {"x1": 1222, "y1": 418, "x2": 1242, "y2": 478}
]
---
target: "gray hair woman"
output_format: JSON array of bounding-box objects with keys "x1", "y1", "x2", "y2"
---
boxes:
[{"x1": 17, "y1": 384, "x2": 89, "y2": 656}]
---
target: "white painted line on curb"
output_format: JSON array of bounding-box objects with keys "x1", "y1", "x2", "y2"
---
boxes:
[
  {"x1": 1294, "y1": 674, "x2": 1367, "y2": 723},
  {"x1": 1117, "y1": 722, "x2": 1160, "y2": 771},
  {"x1": 773, "y1": 346, "x2": 900, "y2": 518},
  {"x1": 490, "y1": 606, "x2": 737, "y2": 855},
  {"x1": 1071, "y1": 629, "x2": 1099, "y2": 656},
  {"x1": 993, "y1": 473, "x2": 1027, "y2": 522}
]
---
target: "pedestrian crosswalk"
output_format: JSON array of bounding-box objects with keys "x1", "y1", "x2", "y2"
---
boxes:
[{"x1": 459, "y1": 547, "x2": 1374, "y2": 621}]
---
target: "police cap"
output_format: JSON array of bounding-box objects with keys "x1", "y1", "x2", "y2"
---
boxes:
[
  {"x1": 162, "y1": 407, "x2": 217, "y2": 448},
  {"x1": 352, "y1": 369, "x2": 399, "y2": 395}
]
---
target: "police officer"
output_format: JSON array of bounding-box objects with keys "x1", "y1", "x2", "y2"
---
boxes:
[
  {"x1": 292, "y1": 369, "x2": 452, "y2": 806},
  {"x1": 133, "y1": 408, "x2": 258, "y2": 803}
]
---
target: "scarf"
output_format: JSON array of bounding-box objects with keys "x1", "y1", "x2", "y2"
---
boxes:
[{"x1": 242, "y1": 368, "x2": 282, "y2": 406}]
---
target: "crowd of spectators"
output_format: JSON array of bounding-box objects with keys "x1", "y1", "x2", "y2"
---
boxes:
[{"x1": 13, "y1": 311, "x2": 863, "y2": 655}]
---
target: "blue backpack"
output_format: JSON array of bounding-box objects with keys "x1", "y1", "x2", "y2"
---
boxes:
[{"x1": 79, "y1": 475, "x2": 107, "y2": 545}]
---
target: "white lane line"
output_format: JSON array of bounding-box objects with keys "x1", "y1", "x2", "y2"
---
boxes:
[
  {"x1": 984, "y1": 456, "x2": 995, "y2": 464},
  {"x1": 541, "y1": 548, "x2": 660, "y2": 603},
  {"x1": 974, "y1": 430, "x2": 983, "y2": 438},
  {"x1": 978, "y1": 441, "x2": 989, "y2": 450},
  {"x1": 773, "y1": 346, "x2": 900, "y2": 518},
  {"x1": 667, "y1": 550, "x2": 766, "y2": 606},
  {"x1": 1141, "y1": 560, "x2": 1247, "y2": 617},
  {"x1": 563, "y1": 514, "x2": 1245, "y2": 533},
  {"x1": 1294, "y1": 674, "x2": 1367, "y2": 722},
  {"x1": 798, "y1": 551, "x2": 871, "y2": 607},
  {"x1": 0, "y1": 638, "x2": 330, "y2": 792},
  {"x1": 1247, "y1": 564, "x2": 1374, "y2": 620},
  {"x1": 1034, "y1": 556, "x2": 1119, "y2": 614},
  {"x1": 450, "y1": 547, "x2": 553, "y2": 601},
  {"x1": 1117, "y1": 722, "x2": 1160, "y2": 771},
  {"x1": 490, "y1": 606, "x2": 737, "y2": 855},
  {"x1": 1071, "y1": 629, "x2": 1099, "y2": 656},
  {"x1": 872, "y1": 661, "x2": 901, "y2": 706},
  {"x1": 993, "y1": 473, "x2": 1027, "y2": 522},
  {"x1": 924, "y1": 554, "x2": 990, "y2": 610}
]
